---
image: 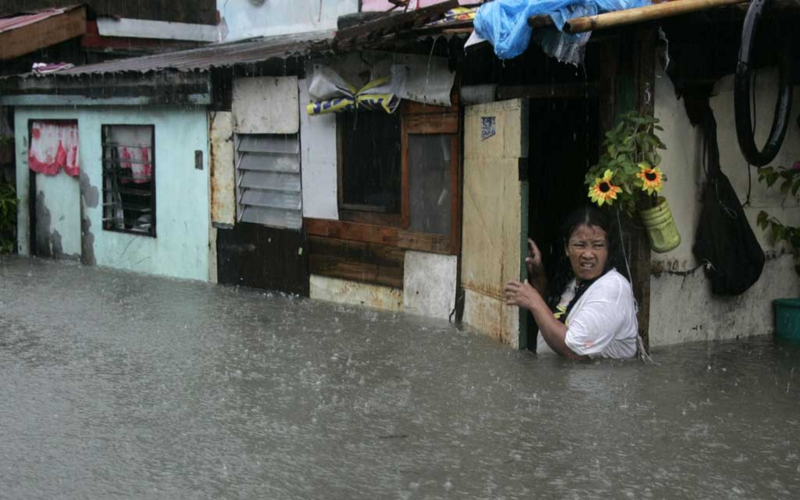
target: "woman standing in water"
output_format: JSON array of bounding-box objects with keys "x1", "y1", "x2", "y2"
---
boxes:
[{"x1": 504, "y1": 206, "x2": 638, "y2": 360}]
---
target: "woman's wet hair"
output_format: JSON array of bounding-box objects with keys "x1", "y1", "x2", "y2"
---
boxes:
[
  {"x1": 560, "y1": 205, "x2": 612, "y2": 252},
  {"x1": 546, "y1": 206, "x2": 627, "y2": 310}
]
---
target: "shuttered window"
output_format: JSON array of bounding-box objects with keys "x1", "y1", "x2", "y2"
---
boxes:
[{"x1": 235, "y1": 134, "x2": 302, "y2": 230}]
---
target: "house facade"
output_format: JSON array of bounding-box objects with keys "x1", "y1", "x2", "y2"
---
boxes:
[{"x1": 2, "y1": 1, "x2": 799, "y2": 350}]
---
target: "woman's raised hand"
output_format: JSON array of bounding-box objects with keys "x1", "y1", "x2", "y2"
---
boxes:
[{"x1": 526, "y1": 238, "x2": 544, "y2": 277}]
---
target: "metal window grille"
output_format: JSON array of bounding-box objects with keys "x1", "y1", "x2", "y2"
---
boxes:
[
  {"x1": 101, "y1": 125, "x2": 156, "y2": 237},
  {"x1": 235, "y1": 133, "x2": 302, "y2": 230}
]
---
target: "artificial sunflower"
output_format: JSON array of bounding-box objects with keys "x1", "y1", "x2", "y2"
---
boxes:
[
  {"x1": 637, "y1": 163, "x2": 664, "y2": 195},
  {"x1": 588, "y1": 169, "x2": 622, "y2": 207}
]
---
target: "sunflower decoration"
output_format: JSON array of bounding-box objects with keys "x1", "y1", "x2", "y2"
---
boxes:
[
  {"x1": 637, "y1": 163, "x2": 665, "y2": 195},
  {"x1": 588, "y1": 169, "x2": 622, "y2": 207}
]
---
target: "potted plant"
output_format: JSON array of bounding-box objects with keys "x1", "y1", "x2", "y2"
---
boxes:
[
  {"x1": 755, "y1": 163, "x2": 800, "y2": 341},
  {"x1": 584, "y1": 111, "x2": 681, "y2": 253}
]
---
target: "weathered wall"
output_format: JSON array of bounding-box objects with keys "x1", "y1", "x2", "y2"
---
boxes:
[
  {"x1": 15, "y1": 106, "x2": 210, "y2": 281},
  {"x1": 403, "y1": 251, "x2": 457, "y2": 320},
  {"x1": 210, "y1": 111, "x2": 235, "y2": 227},
  {"x1": 310, "y1": 274, "x2": 403, "y2": 311},
  {"x1": 650, "y1": 65, "x2": 800, "y2": 346},
  {"x1": 1, "y1": 1, "x2": 218, "y2": 25},
  {"x1": 34, "y1": 172, "x2": 81, "y2": 259},
  {"x1": 232, "y1": 77, "x2": 299, "y2": 135},
  {"x1": 218, "y1": 0, "x2": 358, "y2": 41}
]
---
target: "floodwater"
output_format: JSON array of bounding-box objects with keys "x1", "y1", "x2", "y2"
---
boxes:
[{"x1": 1, "y1": 257, "x2": 799, "y2": 499}]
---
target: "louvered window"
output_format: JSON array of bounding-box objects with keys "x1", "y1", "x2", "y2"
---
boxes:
[{"x1": 235, "y1": 134, "x2": 302, "y2": 230}]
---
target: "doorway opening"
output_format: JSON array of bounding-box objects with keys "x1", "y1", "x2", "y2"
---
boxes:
[{"x1": 526, "y1": 96, "x2": 600, "y2": 351}]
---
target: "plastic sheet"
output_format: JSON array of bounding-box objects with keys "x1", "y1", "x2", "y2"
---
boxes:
[{"x1": 474, "y1": 0, "x2": 651, "y2": 63}]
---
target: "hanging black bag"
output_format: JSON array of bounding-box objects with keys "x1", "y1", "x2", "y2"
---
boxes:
[{"x1": 693, "y1": 109, "x2": 765, "y2": 296}]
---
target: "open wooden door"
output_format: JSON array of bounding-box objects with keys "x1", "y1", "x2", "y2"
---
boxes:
[{"x1": 461, "y1": 99, "x2": 529, "y2": 348}]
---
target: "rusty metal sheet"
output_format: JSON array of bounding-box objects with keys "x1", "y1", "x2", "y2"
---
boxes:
[
  {"x1": 210, "y1": 111, "x2": 236, "y2": 227},
  {"x1": 42, "y1": 30, "x2": 335, "y2": 76},
  {"x1": 0, "y1": 7, "x2": 71, "y2": 33}
]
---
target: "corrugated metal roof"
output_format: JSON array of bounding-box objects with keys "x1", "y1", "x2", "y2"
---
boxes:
[
  {"x1": 51, "y1": 29, "x2": 336, "y2": 76},
  {"x1": 0, "y1": 7, "x2": 70, "y2": 34}
]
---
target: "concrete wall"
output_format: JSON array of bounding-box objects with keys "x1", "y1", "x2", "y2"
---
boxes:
[
  {"x1": 650, "y1": 65, "x2": 800, "y2": 346},
  {"x1": 218, "y1": 0, "x2": 358, "y2": 41},
  {"x1": 34, "y1": 172, "x2": 81, "y2": 259},
  {"x1": 15, "y1": 106, "x2": 210, "y2": 281}
]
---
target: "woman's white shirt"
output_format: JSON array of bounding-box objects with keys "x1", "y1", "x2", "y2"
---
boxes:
[{"x1": 536, "y1": 269, "x2": 638, "y2": 359}]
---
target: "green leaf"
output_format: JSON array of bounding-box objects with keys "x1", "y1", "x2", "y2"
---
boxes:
[
  {"x1": 757, "y1": 211, "x2": 768, "y2": 229},
  {"x1": 773, "y1": 224, "x2": 787, "y2": 243},
  {"x1": 781, "y1": 180, "x2": 792, "y2": 195},
  {"x1": 792, "y1": 181, "x2": 800, "y2": 198},
  {"x1": 766, "y1": 172, "x2": 779, "y2": 188}
]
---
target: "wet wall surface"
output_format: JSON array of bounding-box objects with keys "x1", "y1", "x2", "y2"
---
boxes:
[{"x1": 1, "y1": 256, "x2": 799, "y2": 499}]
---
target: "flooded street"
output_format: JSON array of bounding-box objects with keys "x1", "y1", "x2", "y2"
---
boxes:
[{"x1": 1, "y1": 257, "x2": 799, "y2": 499}]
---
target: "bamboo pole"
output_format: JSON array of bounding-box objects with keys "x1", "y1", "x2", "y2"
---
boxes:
[{"x1": 563, "y1": 0, "x2": 749, "y2": 34}]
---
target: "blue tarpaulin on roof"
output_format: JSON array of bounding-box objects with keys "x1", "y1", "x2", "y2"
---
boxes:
[{"x1": 474, "y1": 0, "x2": 651, "y2": 64}]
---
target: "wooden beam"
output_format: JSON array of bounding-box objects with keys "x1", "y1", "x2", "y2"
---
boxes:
[
  {"x1": 0, "y1": 6, "x2": 86, "y2": 60},
  {"x1": 305, "y1": 218, "x2": 453, "y2": 255},
  {"x1": 565, "y1": 0, "x2": 747, "y2": 34}
]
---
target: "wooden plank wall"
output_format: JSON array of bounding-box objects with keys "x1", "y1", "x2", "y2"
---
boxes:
[{"x1": 307, "y1": 235, "x2": 405, "y2": 289}]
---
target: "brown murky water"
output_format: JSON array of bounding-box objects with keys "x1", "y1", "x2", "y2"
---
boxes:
[{"x1": 1, "y1": 256, "x2": 799, "y2": 499}]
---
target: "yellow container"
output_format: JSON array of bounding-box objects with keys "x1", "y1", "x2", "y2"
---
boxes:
[{"x1": 639, "y1": 198, "x2": 681, "y2": 253}]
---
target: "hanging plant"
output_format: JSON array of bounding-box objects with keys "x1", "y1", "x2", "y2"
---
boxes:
[
  {"x1": 584, "y1": 112, "x2": 680, "y2": 253},
  {"x1": 584, "y1": 111, "x2": 667, "y2": 215}
]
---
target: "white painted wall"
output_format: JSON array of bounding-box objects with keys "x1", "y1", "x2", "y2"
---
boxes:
[
  {"x1": 299, "y1": 78, "x2": 338, "y2": 220},
  {"x1": 650, "y1": 64, "x2": 800, "y2": 347},
  {"x1": 218, "y1": 0, "x2": 358, "y2": 41}
]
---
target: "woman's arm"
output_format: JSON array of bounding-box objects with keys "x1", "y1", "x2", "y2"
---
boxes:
[{"x1": 504, "y1": 280, "x2": 589, "y2": 361}]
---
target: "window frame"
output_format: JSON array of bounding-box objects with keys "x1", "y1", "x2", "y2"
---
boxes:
[
  {"x1": 336, "y1": 110, "x2": 403, "y2": 227},
  {"x1": 100, "y1": 124, "x2": 157, "y2": 238},
  {"x1": 322, "y1": 102, "x2": 462, "y2": 256},
  {"x1": 401, "y1": 107, "x2": 461, "y2": 254}
]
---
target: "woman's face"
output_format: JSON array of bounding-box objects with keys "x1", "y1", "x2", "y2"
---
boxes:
[{"x1": 565, "y1": 224, "x2": 608, "y2": 281}]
